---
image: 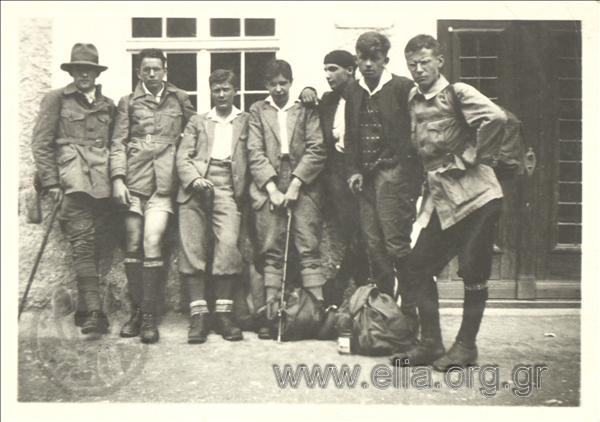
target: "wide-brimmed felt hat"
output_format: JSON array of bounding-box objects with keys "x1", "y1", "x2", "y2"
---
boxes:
[{"x1": 60, "y1": 43, "x2": 107, "y2": 73}]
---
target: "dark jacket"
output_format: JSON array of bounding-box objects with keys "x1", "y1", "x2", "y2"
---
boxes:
[
  {"x1": 344, "y1": 74, "x2": 422, "y2": 192},
  {"x1": 247, "y1": 100, "x2": 326, "y2": 210},
  {"x1": 31, "y1": 83, "x2": 116, "y2": 198},
  {"x1": 176, "y1": 111, "x2": 250, "y2": 204},
  {"x1": 110, "y1": 82, "x2": 195, "y2": 197}
]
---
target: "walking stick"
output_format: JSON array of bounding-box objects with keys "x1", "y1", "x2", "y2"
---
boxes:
[
  {"x1": 277, "y1": 207, "x2": 293, "y2": 343},
  {"x1": 19, "y1": 197, "x2": 62, "y2": 319}
]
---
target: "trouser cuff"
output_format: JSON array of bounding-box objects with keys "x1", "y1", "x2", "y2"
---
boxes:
[{"x1": 300, "y1": 269, "x2": 325, "y2": 288}]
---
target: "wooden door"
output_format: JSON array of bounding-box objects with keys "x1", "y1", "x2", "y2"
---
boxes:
[{"x1": 436, "y1": 20, "x2": 581, "y2": 300}]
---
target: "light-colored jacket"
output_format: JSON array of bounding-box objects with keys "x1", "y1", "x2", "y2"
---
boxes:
[
  {"x1": 409, "y1": 78, "x2": 506, "y2": 229},
  {"x1": 247, "y1": 100, "x2": 326, "y2": 210},
  {"x1": 176, "y1": 111, "x2": 250, "y2": 204}
]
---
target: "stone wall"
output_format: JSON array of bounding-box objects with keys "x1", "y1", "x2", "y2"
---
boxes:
[{"x1": 18, "y1": 19, "x2": 345, "y2": 315}]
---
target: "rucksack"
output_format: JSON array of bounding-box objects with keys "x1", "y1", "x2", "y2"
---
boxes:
[
  {"x1": 447, "y1": 83, "x2": 536, "y2": 180},
  {"x1": 339, "y1": 284, "x2": 415, "y2": 356},
  {"x1": 266, "y1": 287, "x2": 325, "y2": 341}
]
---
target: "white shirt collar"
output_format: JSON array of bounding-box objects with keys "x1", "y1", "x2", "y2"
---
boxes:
[
  {"x1": 417, "y1": 75, "x2": 450, "y2": 100},
  {"x1": 358, "y1": 68, "x2": 393, "y2": 96},
  {"x1": 78, "y1": 88, "x2": 96, "y2": 104},
  {"x1": 207, "y1": 106, "x2": 242, "y2": 124},
  {"x1": 142, "y1": 82, "x2": 165, "y2": 101},
  {"x1": 265, "y1": 96, "x2": 297, "y2": 112}
]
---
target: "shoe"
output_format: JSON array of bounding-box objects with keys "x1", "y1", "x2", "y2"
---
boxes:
[
  {"x1": 81, "y1": 310, "x2": 109, "y2": 334},
  {"x1": 74, "y1": 310, "x2": 88, "y2": 327},
  {"x1": 390, "y1": 339, "x2": 445, "y2": 367},
  {"x1": 215, "y1": 313, "x2": 243, "y2": 341},
  {"x1": 432, "y1": 341, "x2": 478, "y2": 372},
  {"x1": 140, "y1": 312, "x2": 159, "y2": 344},
  {"x1": 120, "y1": 307, "x2": 142, "y2": 338},
  {"x1": 257, "y1": 326, "x2": 272, "y2": 340},
  {"x1": 188, "y1": 314, "x2": 209, "y2": 344}
]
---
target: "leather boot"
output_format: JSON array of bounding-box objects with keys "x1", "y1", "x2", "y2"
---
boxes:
[
  {"x1": 391, "y1": 277, "x2": 444, "y2": 366},
  {"x1": 188, "y1": 313, "x2": 209, "y2": 344},
  {"x1": 140, "y1": 312, "x2": 159, "y2": 344},
  {"x1": 215, "y1": 313, "x2": 243, "y2": 341},
  {"x1": 81, "y1": 310, "x2": 109, "y2": 335},
  {"x1": 433, "y1": 341, "x2": 478, "y2": 372},
  {"x1": 120, "y1": 306, "x2": 143, "y2": 338}
]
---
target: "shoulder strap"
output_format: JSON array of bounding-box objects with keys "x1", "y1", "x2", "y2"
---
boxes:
[{"x1": 447, "y1": 83, "x2": 468, "y2": 127}]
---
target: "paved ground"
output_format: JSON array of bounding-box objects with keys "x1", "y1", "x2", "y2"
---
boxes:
[{"x1": 18, "y1": 308, "x2": 580, "y2": 406}]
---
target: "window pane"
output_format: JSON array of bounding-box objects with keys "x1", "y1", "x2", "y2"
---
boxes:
[
  {"x1": 559, "y1": 162, "x2": 581, "y2": 182},
  {"x1": 167, "y1": 53, "x2": 197, "y2": 91},
  {"x1": 245, "y1": 52, "x2": 276, "y2": 91},
  {"x1": 244, "y1": 93, "x2": 268, "y2": 112},
  {"x1": 479, "y1": 58, "x2": 497, "y2": 77},
  {"x1": 559, "y1": 141, "x2": 581, "y2": 162},
  {"x1": 244, "y1": 18, "x2": 275, "y2": 36},
  {"x1": 210, "y1": 18, "x2": 240, "y2": 37},
  {"x1": 559, "y1": 183, "x2": 581, "y2": 203},
  {"x1": 167, "y1": 18, "x2": 196, "y2": 38},
  {"x1": 559, "y1": 120, "x2": 581, "y2": 140},
  {"x1": 211, "y1": 53, "x2": 241, "y2": 78},
  {"x1": 459, "y1": 34, "x2": 477, "y2": 56},
  {"x1": 558, "y1": 204, "x2": 581, "y2": 223},
  {"x1": 131, "y1": 53, "x2": 141, "y2": 90},
  {"x1": 557, "y1": 224, "x2": 581, "y2": 245},
  {"x1": 478, "y1": 33, "x2": 499, "y2": 56},
  {"x1": 460, "y1": 58, "x2": 478, "y2": 77},
  {"x1": 132, "y1": 18, "x2": 162, "y2": 38},
  {"x1": 559, "y1": 100, "x2": 581, "y2": 120}
]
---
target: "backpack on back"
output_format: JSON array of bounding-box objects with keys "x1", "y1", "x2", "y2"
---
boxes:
[{"x1": 447, "y1": 84, "x2": 536, "y2": 180}]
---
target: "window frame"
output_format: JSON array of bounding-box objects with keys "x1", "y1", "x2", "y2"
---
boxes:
[{"x1": 127, "y1": 17, "x2": 280, "y2": 112}]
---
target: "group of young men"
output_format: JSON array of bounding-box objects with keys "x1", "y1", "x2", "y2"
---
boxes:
[{"x1": 31, "y1": 30, "x2": 507, "y2": 370}]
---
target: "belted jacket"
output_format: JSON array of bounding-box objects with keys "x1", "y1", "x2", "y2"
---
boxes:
[
  {"x1": 110, "y1": 82, "x2": 195, "y2": 197},
  {"x1": 31, "y1": 83, "x2": 116, "y2": 198}
]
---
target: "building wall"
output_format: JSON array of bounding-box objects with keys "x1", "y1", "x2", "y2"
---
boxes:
[{"x1": 20, "y1": 4, "x2": 584, "y2": 311}]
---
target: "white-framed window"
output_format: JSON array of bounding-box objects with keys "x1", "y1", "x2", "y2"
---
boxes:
[{"x1": 128, "y1": 17, "x2": 279, "y2": 112}]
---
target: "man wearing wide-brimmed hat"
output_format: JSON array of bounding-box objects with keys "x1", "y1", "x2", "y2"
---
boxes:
[{"x1": 31, "y1": 43, "x2": 116, "y2": 335}]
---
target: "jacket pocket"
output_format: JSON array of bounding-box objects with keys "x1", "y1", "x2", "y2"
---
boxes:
[
  {"x1": 57, "y1": 146, "x2": 80, "y2": 190},
  {"x1": 60, "y1": 110, "x2": 86, "y2": 139},
  {"x1": 435, "y1": 166, "x2": 490, "y2": 206}
]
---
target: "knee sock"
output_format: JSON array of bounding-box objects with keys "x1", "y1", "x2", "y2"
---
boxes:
[
  {"x1": 77, "y1": 276, "x2": 101, "y2": 312},
  {"x1": 456, "y1": 286, "x2": 489, "y2": 348},
  {"x1": 214, "y1": 275, "x2": 236, "y2": 313},
  {"x1": 142, "y1": 257, "x2": 163, "y2": 315},
  {"x1": 417, "y1": 276, "x2": 442, "y2": 345},
  {"x1": 182, "y1": 272, "x2": 207, "y2": 315},
  {"x1": 124, "y1": 252, "x2": 143, "y2": 308}
]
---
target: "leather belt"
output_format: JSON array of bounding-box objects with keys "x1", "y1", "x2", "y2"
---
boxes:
[{"x1": 55, "y1": 137, "x2": 106, "y2": 148}]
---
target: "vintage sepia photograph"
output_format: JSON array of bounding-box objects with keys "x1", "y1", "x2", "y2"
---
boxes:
[{"x1": 1, "y1": 1, "x2": 598, "y2": 422}]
